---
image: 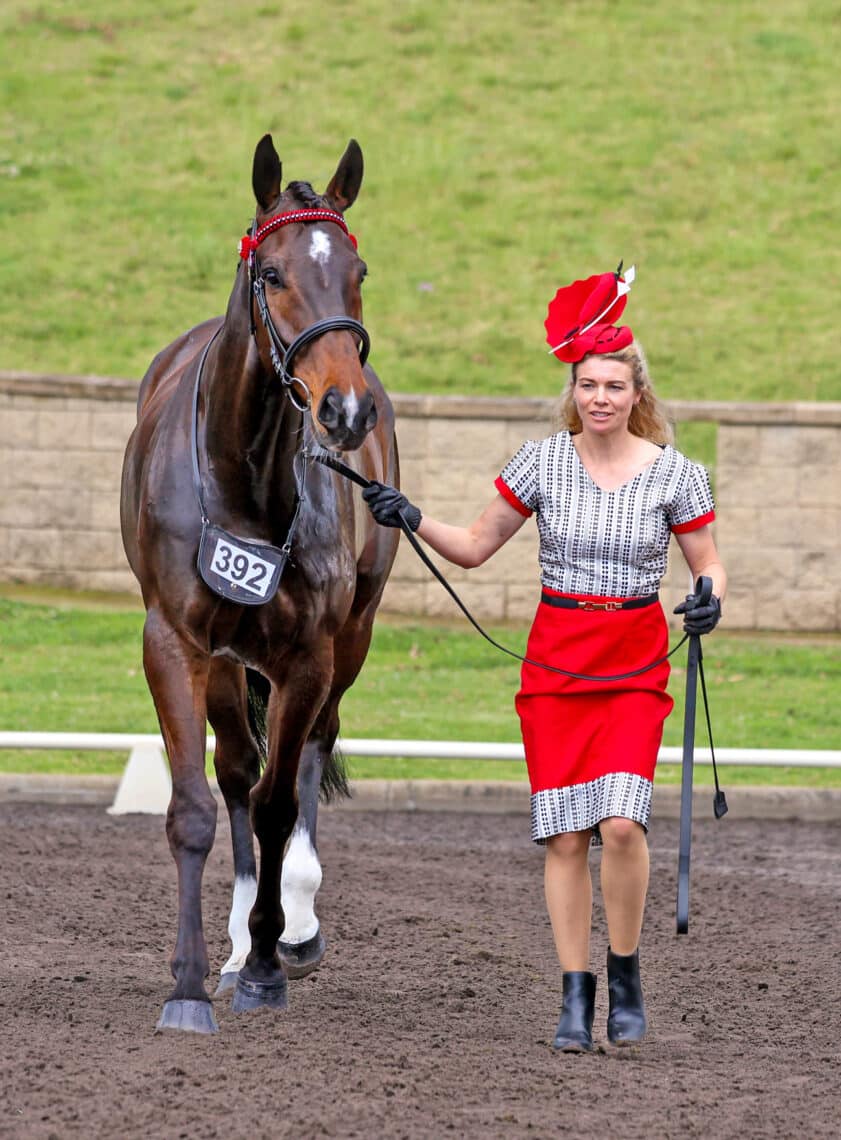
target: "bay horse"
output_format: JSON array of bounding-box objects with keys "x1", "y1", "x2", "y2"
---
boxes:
[{"x1": 120, "y1": 135, "x2": 399, "y2": 1034}]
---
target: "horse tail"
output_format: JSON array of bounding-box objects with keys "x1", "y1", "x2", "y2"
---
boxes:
[
  {"x1": 321, "y1": 744, "x2": 351, "y2": 803},
  {"x1": 245, "y1": 667, "x2": 349, "y2": 799},
  {"x1": 245, "y1": 667, "x2": 270, "y2": 765}
]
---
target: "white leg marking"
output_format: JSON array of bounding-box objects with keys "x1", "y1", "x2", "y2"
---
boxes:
[
  {"x1": 309, "y1": 229, "x2": 332, "y2": 266},
  {"x1": 220, "y1": 874, "x2": 257, "y2": 977},
  {"x1": 280, "y1": 823, "x2": 322, "y2": 945}
]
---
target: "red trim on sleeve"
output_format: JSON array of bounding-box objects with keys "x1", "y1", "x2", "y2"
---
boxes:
[
  {"x1": 671, "y1": 509, "x2": 715, "y2": 534},
  {"x1": 494, "y1": 476, "x2": 533, "y2": 517}
]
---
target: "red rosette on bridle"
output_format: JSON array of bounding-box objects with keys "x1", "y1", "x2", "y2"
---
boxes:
[
  {"x1": 545, "y1": 264, "x2": 635, "y2": 363},
  {"x1": 238, "y1": 234, "x2": 258, "y2": 261}
]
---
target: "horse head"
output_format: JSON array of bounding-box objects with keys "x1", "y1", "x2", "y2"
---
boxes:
[{"x1": 245, "y1": 134, "x2": 376, "y2": 452}]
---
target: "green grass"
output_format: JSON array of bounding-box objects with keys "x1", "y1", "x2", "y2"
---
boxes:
[
  {"x1": 1, "y1": 593, "x2": 839, "y2": 785},
  {"x1": 1, "y1": 0, "x2": 840, "y2": 403}
]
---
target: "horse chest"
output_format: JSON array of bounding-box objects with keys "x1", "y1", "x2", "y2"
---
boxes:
[{"x1": 203, "y1": 567, "x2": 351, "y2": 662}]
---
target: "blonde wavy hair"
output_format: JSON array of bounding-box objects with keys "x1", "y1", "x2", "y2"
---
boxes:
[{"x1": 559, "y1": 340, "x2": 674, "y2": 445}]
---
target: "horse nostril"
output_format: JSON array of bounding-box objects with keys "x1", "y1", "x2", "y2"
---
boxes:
[
  {"x1": 360, "y1": 391, "x2": 377, "y2": 433},
  {"x1": 318, "y1": 388, "x2": 343, "y2": 431}
]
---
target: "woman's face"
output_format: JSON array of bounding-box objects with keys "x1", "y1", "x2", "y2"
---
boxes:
[{"x1": 572, "y1": 357, "x2": 639, "y2": 437}]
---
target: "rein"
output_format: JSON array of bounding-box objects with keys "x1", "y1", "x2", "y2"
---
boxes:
[
  {"x1": 309, "y1": 448, "x2": 688, "y2": 683},
  {"x1": 190, "y1": 327, "x2": 305, "y2": 531},
  {"x1": 189, "y1": 327, "x2": 309, "y2": 604}
]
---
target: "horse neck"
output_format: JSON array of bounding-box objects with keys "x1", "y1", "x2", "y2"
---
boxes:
[{"x1": 201, "y1": 272, "x2": 302, "y2": 521}]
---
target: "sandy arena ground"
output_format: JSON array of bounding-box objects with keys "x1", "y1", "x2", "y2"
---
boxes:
[{"x1": 0, "y1": 799, "x2": 838, "y2": 1139}]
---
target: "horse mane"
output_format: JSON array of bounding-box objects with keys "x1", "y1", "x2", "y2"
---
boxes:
[{"x1": 283, "y1": 180, "x2": 327, "y2": 209}]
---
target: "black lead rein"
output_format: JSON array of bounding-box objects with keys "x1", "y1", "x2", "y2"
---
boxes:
[{"x1": 309, "y1": 447, "x2": 688, "y2": 684}]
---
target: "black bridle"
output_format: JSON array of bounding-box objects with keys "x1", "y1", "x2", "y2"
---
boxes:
[
  {"x1": 243, "y1": 208, "x2": 370, "y2": 412},
  {"x1": 250, "y1": 277, "x2": 370, "y2": 412},
  {"x1": 188, "y1": 208, "x2": 371, "y2": 602}
]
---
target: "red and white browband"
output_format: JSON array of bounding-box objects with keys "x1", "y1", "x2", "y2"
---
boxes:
[{"x1": 238, "y1": 209, "x2": 357, "y2": 260}]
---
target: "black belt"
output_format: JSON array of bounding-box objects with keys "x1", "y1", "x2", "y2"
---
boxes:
[{"x1": 540, "y1": 591, "x2": 659, "y2": 612}]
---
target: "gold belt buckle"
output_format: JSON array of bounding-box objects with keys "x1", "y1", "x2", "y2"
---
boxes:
[{"x1": 577, "y1": 600, "x2": 622, "y2": 612}]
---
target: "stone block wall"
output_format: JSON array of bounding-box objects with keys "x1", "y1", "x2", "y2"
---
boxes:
[
  {"x1": 0, "y1": 375, "x2": 138, "y2": 595},
  {"x1": 384, "y1": 394, "x2": 554, "y2": 623},
  {"x1": 2, "y1": 372, "x2": 840, "y2": 631},
  {"x1": 713, "y1": 417, "x2": 841, "y2": 631}
]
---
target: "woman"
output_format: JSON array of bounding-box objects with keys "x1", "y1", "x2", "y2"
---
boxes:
[{"x1": 362, "y1": 266, "x2": 726, "y2": 1052}]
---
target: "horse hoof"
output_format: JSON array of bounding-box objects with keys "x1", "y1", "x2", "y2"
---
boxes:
[
  {"x1": 156, "y1": 999, "x2": 219, "y2": 1034},
  {"x1": 278, "y1": 929, "x2": 326, "y2": 979},
  {"x1": 214, "y1": 971, "x2": 239, "y2": 997},
  {"x1": 231, "y1": 975, "x2": 288, "y2": 1013}
]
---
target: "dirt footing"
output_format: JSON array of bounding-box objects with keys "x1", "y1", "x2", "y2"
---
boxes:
[{"x1": 0, "y1": 803, "x2": 838, "y2": 1139}]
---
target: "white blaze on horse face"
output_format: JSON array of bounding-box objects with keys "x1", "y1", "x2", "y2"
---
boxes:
[
  {"x1": 342, "y1": 384, "x2": 360, "y2": 424},
  {"x1": 309, "y1": 229, "x2": 332, "y2": 268},
  {"x1": 220, "y1": 874, "x2": 257, "y2": 978},
  {"x1": 280, "y1": 821, "x2": 322, "y2": 945}
]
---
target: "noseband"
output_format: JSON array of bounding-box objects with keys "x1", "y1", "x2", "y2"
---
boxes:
[{"x1": 241, "y1": 209, "x2": 370, "y2": 411}]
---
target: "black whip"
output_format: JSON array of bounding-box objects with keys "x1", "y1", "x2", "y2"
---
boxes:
[{"x1": 677, "y1": 576, "x2": 728, "y2": 934}]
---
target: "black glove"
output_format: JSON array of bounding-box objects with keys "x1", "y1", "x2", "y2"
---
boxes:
[
  {"x1": 362, "y1": 481, "x2": 422, "y2": 532},
  {"x1": 673, "y1": 589, "x2": 722, "y2": 635}
]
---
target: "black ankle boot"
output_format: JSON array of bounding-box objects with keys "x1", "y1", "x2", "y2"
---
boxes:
[
  {"x1": 606, "y1": 947, "x2": 647, "y2": 1045},
  {"x1": 552, "y1": 971, "x2": 596, "y2": 1052}
]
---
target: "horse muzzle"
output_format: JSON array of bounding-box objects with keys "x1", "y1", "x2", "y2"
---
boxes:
[{"x1": 315, "y1": 385, "x2": 378, "y2": 451}]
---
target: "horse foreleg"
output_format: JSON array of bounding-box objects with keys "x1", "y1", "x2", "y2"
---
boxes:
[
  {"x1": 143, "y1": 608, "x2": 218, "y2": 1035},
  {"x1": 232, "y1": 648, "x2": 332, "y2": 1014},
  {"x1": 206, "y1": 658, "x2": 261, "y2": 996}
]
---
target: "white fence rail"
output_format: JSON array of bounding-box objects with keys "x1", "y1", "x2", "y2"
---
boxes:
[
  {"x1": 1, "y1": 732, "x2": 840, "y2": 767},
  {"x1": 2, "y1": 732, "x2": 839, "y2": 814}
]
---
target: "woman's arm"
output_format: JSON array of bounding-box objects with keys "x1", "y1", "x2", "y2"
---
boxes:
[
  {"x1": 416, "y1": 495, "x2": 529, "y2": 568},
  {"x1": 674, "y1": 525, "x2": 727, "y2": 601}
]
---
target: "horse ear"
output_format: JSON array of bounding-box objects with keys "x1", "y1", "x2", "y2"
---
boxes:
[
  {"x1": 323, "y1": 139, "x2": 364, "y2": 213},
  {"x1": 252, "y1": 134, "x2": 283, "y2": 212}
]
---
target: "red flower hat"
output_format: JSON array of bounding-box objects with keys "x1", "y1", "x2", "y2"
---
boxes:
[{"x1": 545, "y1": 263, "x2": 636, "y2": 363}]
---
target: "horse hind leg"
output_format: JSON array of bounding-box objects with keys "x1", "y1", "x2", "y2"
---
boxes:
[
  {"x1": 277, "y1": 614, "x2": 380, "y2": 980},
  {"x1": 277, "y1": 737, "x2": 330, "y2": 978},
  {"x1": 233, "y1": 648, "x2": 333, "y2": 1014},
  {"x1": 278, "y1": 683, "x2": 352, "y2": 978},
  {"x1": 206, "y1": 660, "x2": 262, "y2": 998}
]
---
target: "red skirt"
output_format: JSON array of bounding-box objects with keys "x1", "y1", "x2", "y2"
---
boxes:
[{"x1": 515, "y1": 591, "x2": 673, "y2": 796}]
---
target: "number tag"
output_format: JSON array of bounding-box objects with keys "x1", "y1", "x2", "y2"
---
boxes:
[{"x1": 197, "y1": 523, "x2": 288, "y2": 605}]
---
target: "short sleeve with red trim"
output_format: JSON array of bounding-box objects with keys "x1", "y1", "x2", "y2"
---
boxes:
[
  {"x1": 495, "y1": 440, "x2": 538, "y2": 517},
  {"x1": 666, "y1": 461, "x2": 716, "y2": 533}
]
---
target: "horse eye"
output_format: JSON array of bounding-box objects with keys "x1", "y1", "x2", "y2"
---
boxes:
[
  {"x1": 358, "y1": 262, "x2": 368, "y2": 283},
  {"x1": 263, "y1": 267, "x2": 284, "y2": 288}
]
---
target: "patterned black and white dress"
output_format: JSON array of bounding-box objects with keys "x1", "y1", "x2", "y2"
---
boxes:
[{"x1": 495, "y1": 430, "x2": 715, "y2": 844}]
